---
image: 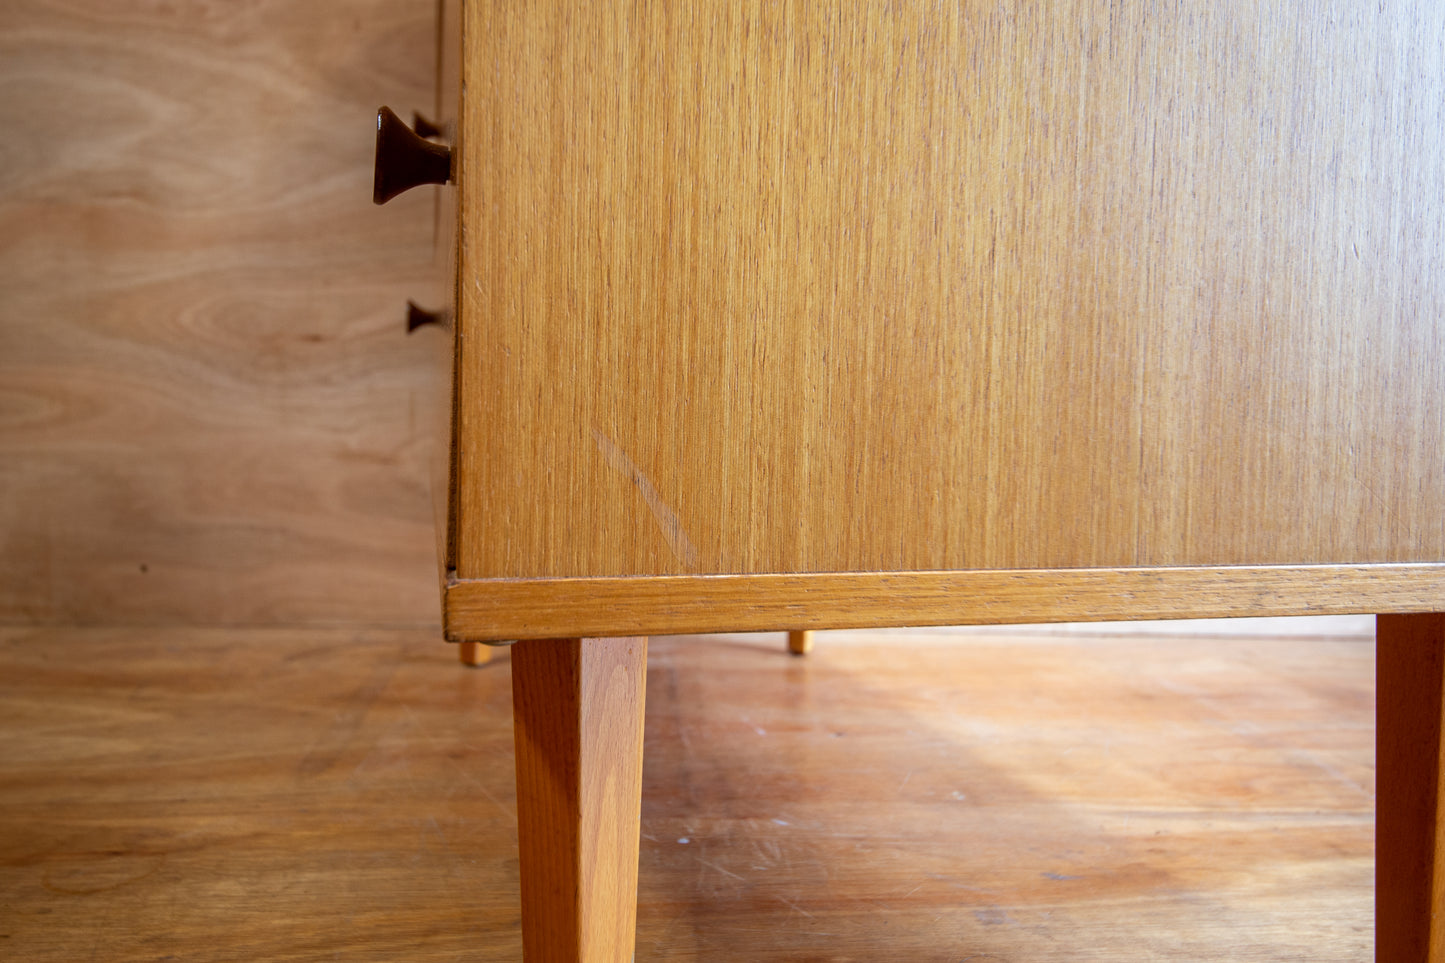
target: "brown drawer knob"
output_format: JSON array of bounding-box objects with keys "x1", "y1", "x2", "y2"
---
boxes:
[
  {"x1": 406, "y1": 301, "x2": 448, "y2": 333},
  {"x1": 411, "y1": 112, "x2": 444, "y2": 140},
  {"x1": 373, "y1": 106, "x2": 451, "y2": 204}
]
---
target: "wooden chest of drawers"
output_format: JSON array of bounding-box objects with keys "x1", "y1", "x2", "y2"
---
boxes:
[{"x1": 382, "y1": 2, "x2": 1445, "y2": 959}]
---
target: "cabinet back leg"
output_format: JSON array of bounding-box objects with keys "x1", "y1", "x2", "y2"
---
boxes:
[
  {"x1": 512, "y1": 636, "x2": 648, "y2": 962},
  {"x1": 458, "y1": 641, "x2": 491, "y2": 666}
]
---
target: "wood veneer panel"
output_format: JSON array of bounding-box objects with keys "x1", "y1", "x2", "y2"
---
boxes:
[
  {"x1": 455, "y1": 1, "x2": 1445, "y2": 581},
  {"x1": 444, "y1": 563, "x2": 1445, "y2": 642}
]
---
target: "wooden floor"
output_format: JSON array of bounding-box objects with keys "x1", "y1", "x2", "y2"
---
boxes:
[{"x1": 0, "y1": 622, "x2": 1373, "y2": 961}]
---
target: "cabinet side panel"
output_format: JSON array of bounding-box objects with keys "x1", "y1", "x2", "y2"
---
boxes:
[
  {"x1": 1135, "y1": 5, "x2": 1445, "y2": 565},
  {"x1": 455, "y1": 1, "x2": 1445, "y2": 580}
]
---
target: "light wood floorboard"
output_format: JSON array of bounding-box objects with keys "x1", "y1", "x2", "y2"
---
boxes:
[{"x1": 0, "y1": 623, "x2": 1372, "y2": 960}]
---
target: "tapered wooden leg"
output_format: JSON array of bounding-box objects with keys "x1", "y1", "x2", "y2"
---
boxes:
[
  {"x1": 787, "y1": 630, "x2": 813, "y2": 656},
  {"x1": 1377, "y1": 613, "x2": 1445, "y2": 963},
  {"x1": 512, "y1": 637, "x2": 648, "y2": 963},
  {"x1": 458, "y1": 641, "x2": 491, "y2": 666}
]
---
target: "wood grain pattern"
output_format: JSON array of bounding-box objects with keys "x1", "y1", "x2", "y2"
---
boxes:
[
  {"x1": 1377, "y1": 613, "x2": 1445, "y2": 962},
  {"x1": 512, "y1": 637, "x2": 648, "y2": 963},
  {"x1": 454, "y1": 0, "x2": 1445, "y2": 582},
  {"x1": 0, "y1": 0, "x2": 448, "y2": 624},
  {"x1": 0, "y1": 623, "x2": 1374, "y2": 960},
  {"x1": 445, "y1": 562, "x2": 1445, "y2": 641}
]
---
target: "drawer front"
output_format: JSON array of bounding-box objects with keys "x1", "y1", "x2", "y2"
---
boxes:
[{"x1": 434, "y1": 0, "x2": 462, "y2": 582}]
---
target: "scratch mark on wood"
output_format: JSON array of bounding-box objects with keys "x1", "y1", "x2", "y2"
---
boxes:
[{"x1": 591, "y1": 428, "x2": 700, "y2": 569}]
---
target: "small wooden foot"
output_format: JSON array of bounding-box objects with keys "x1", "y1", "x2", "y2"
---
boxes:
[
  {"x1": 1377, "y1": 613, "x2": 1445, "y2": 962},
  {"x1": 787, "y1": 630, "x2": 813, "y2": 656},
  {"x1": 512, "y1": 637, "x2": 648, "y2": 963},
  {"x1": 458, "y1": 641, "x2": 491, "y2": 666}
]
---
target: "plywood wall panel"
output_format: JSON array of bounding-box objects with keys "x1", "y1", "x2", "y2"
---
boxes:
[{"x1": 0, "y1": 0, "x2": 448, "y2": 624}]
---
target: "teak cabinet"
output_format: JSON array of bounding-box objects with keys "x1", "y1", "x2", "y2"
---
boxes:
[{"x1": 413, "y1": 2, "x2": 1445, "y2": 960}]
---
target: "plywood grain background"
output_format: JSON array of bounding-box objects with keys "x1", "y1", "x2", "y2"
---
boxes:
[{"x1": 0, "y1": 0, "x2": 448, "y2": 624}]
